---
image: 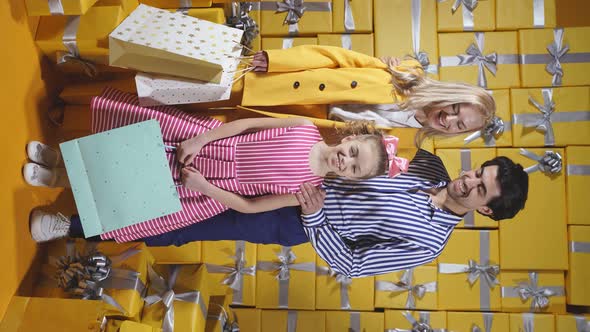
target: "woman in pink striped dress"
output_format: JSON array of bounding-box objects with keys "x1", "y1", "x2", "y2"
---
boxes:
[{"x1": 92, "y1": 88, "x2": 406, "y2": 243}]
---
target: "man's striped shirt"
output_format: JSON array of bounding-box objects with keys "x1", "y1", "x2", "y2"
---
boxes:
[{"x1": 302, "y1": 149, "x2": 463, "y2": 277}]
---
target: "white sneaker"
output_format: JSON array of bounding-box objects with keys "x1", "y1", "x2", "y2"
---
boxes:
[
  {"x1": 29, "y1": 210, "x2": 71, "y2": 243},
  {"x1": 22, "y1": 163, "x2": 70, "y2": 188},
  {"x1": 26, "y1": 141, "x2": 62, "y2": 168}
]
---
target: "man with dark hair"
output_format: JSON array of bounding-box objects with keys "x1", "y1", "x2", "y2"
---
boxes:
[{"x1": 30, "y1": 150, "x2": 529, "y2": 277}]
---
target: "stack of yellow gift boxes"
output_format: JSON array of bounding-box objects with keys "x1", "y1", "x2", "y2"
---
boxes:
[{"x1": 3, "y1": 0, "x2": 590, "y2": 331}]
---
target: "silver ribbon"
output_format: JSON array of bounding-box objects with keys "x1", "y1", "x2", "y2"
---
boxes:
[
  {"x1": 349, "y1": 312, "x2": 361, "y2": 332},
  {"x1": 343, "y1": 0, "x2": 355, "y2": 31},
  {"x1": 205, "y1": 241, "x2": 256, "y2": 305},
  {"x1": 520, "y1": 28, "x2": 590, "y2": 86},
  {"x1": 48, "y1": 0, "x2": 64, "y2": 15},
  {"x1": 575, "y1": 316, "x2": 590, "y2": 332},
  {"x1": 287, "y1": 311, "x2": 298, "y2": 332},
  {"x1": 438, "y1": 231, "x2": 499, "y2": 310},
  {"x1": 501, "y1": 271, "x2": 565, "y2": 311},
  {"x1": 282, "y1": 38, "x2": 295, "y2": 49},
  {"x1": 375, "y1": 269, "x2": 436, "y2": 309},
  {"x1": 261, "y1": 1, "x2": 332, "y2": 36},
  {"x1": 521, "y1": 313, "x2": 535, "y2": 332},
  {"x1": 386, "y1": 311, "x2": 447, "y2": 332},
  {"x1": 463, "y1": 116, "x2": 507, "y2": 146},
  {"x1": 179, "y1": 0, "x2": 192, "y2": 6},
  {"x1": 570, "y1": 241, "x2": 590, "y2": 254},
  {"x1": 533, "y1": 0, "x2": 545, "y2": 28},
  {"x1": 52, "y1": 245, "x2": 144, "y2": 316},
  {"x1": 519, "y1": 148, "x2": 563, "y2": 175},
  {"x1": 57, "y1": 16, "x2": 97, "y2": 77},
  {"x1": 460, "y1": 149, "x2": 475, "y2": 227},
  {"x1": 144, "y1": 265, "x2": 208, "y2": 332},
  {"x1": 440, "y1": 33, "x2": 519, "y2": 88},
  {"x1": 208, "y1": 304, "x2": 240, "y2": 332},
  {"x1": 568, "y1": 165, "x2": 590, "y2": 176},
  {"x1": 317, "y1": 266, "x2": 353, "y2": 309},
  {"x1": 341, "y1": 34, "x2": 353, "y2": 50},
  {"x1": 513, "y1": 88, "x2": 590, "y2": 146},
  {"x1": 411, "y1": 0, "x2": 437, "y2": 74},
  {"x1": 471, "y1": 313, "x2": 493, "y2": 332},
  {"x1": 256, "y1": 246, "x2": 316, "y2": 308},
  {"x1": 438, "y1": 0, "x2": 479, "y2": 31},
  {"x1": 227, "y1": 2, "x2": 260, "y2": 50}
]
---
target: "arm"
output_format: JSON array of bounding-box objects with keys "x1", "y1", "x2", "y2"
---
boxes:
[
  {"x1": 177, "y1": 117, "x2": 313, "y2": 165},
  {"x1": 181, "y1": 166, "x2": 300, "y2": 213}
]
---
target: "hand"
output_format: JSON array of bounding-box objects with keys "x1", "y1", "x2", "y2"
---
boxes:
[
  {"x1": 176, "y1": 137, "x2": 204, "y2": 166},
  {"x1": 252, "y1": 51, "x2": 268, "y2": 72},
  {"x1": 181, "y1": 166, "x2": 210, "y2": 193},
  {"x1": 379, "y1": 56, "x2": 402, "y2": 68},
  {"x1": 295, "y1": 183, "x2": 326, "y2": 215}
]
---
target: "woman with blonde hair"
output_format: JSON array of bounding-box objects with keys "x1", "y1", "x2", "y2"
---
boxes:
[{"x1": 245, "y1": 46, "x2": 496, "y2": 145}]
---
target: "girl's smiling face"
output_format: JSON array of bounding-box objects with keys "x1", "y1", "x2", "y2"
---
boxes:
[{"x1": 326, "y1": 136, "x2": 383, "y2": 179}]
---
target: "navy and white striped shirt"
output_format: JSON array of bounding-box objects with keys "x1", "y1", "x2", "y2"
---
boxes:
[{"x1": 301, "y1": 149, "x2": 463, "y2": 278}]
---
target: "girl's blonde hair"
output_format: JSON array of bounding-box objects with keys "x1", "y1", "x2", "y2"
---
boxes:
[
  {"x1": 336, "y1": 120, "x2": 388, "y2": 179},
  {"x1": 384, "y1": 57, "x2": 497, "y2": 146}
]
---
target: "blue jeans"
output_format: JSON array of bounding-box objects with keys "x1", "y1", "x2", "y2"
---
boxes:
[{"x1": 69, "y1": 206, "x2": 309, "y2": 247}]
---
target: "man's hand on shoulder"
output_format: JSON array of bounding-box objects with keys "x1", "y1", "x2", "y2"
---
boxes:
[{"x1": 296, "y1": 183, "x2": 326, "y2": 215}]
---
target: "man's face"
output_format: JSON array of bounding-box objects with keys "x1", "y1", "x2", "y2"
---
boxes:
[{"x1": 447, "y1": 165, "x2": 502, "y2": 216}]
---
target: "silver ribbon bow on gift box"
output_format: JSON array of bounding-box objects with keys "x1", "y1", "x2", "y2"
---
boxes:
[
  {"x1": 386, "y1": 311, "x2": 447, "y2": 332},
  {"x1": 463, "y1": 115, "x2": 506, "y2": 145},
  {"x1": 144, "y1": 265, "x2": 208, "y2": 332},
  {"x1": 519, "y1": 148, "x2": 562, "y2": 175},
  {"x1": 501, "y1": 272, "x2": 565, "y2": 312},
  {"x1": 459, "y1": 33, "x2": 497, "y2": 88},
  {"x1": 206, "y1": 241, "x2": 256, "y2": 305},
  {"x1": 411, "y1": 0, "x2": 437, "y2": 75},
  {"x1": 276, "y1": 0, "x2": 306, "y2": 25},
  {"x1": 546, "y1": 28, "x2": 569, "y2": 87},
  {"x1": 227, "y1": 2, "x2": 260, "y2": 51},
  {"x1": 438, "y1": 0, "x2": 479, "y2": 30},
  {"x1": 57, "y1": 16, "x2": 98, "y2": 77},
  {"x1": 209, "y1": 304, "x2": 240, "y2": 332},
  {"x1": 375, "y1": 269, "x2": 436, "y2": 309}
]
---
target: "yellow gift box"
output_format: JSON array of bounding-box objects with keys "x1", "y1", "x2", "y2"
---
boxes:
[
  {"x1": 509, "y1": 313, "x2": 555, "y2": 332},
  {"x1": 141, "y1": 264, "x2": 210, "y2": 332},
  {"x1": 438, "y1": 230, "x2": 501, "y2": 311},
  {"x1": 437, "y1": 0, "x2": 495, "y2": 31},
  {"x1": 35, "y1": 5, "x2": 125, "y2": 65},
  {"x1": 148, "y1": 242, "x2": 201, "y2": 264},
  {"x1": 434, "y1": 90, "x2": 512, "y2": 148},
  {"x1": 232, "y1": 308, "x2": 261, "y2": 332},
  {"x1": 261, "y1": 310, "x2": 326, "y2": 332},
  {"x1": 556, "y1": 314, "x2": 590, "y2": 332},
  {"x1": 255, "y1": 243, "x2": 316, "y2": 310},
  {"x1": 519, "y1": 27, "x2": 590, "y2": 88},
  {"x1": 374, "y1": 267, "x2": 437, "y2": 310},
  {"x1": 259, "y1": 0, "x2": 332, "y2": 36},
  {"x1": 60, "y1": 78, "x2": 136, "y2": 105},
  {"x1": 317, "y1": 33, "x2": 374, "y2": 56},
  {"x1": 316, "y1": 255, "x2": 374, "y2": 311},
  {"x1": 511, "y1": 87, "x2": 590, "y2": 147},
  {"x1": 384, "y1": 310, "x2": 446, "y2": 331},
  {"x1": 326, "y1": 311, "x2": 384, "y2": 332},
  {"x1": 332, "y1": 0, "x2": 372, "y2": 33},
  {"x1": 97, "y1": 0, "x2": 139, "y2": 14},
  {"x1": 140, "y1": 0, "x2": 212, "y2": 7},
  {"x1": 374, "y1": 0, "x2": 439, "y2": 79},
  {"x1": 105, "y1": 320, "x2": 161, "y2": 332},
  {"x1": 448, "y1": 312, "x2": 509, "y2": 332},
  {"x1": 439, "y1": 31, "x2": 520, "y2": 89},
  {"x1": 498, "y1": 148, "x2": 567, "y2": 270},
  {"x1": 566, "y1": 147, "x2": 590, "y2": 225},
  {"x1": 501, "y1": 271, "x2": 566, "y2": 313},
  {"x1": 0, "y1": 296, "x2": 106, "y2": 332},
  {"x1": 168, "y1": 8, "x2": 225, "y2": 23},
  {"x1": 42, "y1": 239, "x2": 151, "y2": 319},
  {"x1": 435, "y1": 148, "x2": 498, "y2": 228},
  {"x1": 25, "y1": 0, "x2": 99, "y2": 16},
  {"x1": 202, "y1": 240, "x2": 257, "y2": 306},
  {"x1": 567, "y1": 225, "x2": 590, "y2": 306},
  {"x1": 204, "y1": 295, "x2": 235, "y2": 332},
  {"x1": 262, "y1": 37, "x2": 317, "y2": 50},
  {"x1": 496, "y1": 0, "x2": 556, "y2": 30}
]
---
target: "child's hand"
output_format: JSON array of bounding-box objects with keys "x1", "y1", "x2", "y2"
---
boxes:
[
  {"x1": 296, "y1": 183, "x2": 326, "y2": 215},
  {"x1": 181, "y1": 166, "x2": 210, "y2": 194},
  {"x1": 379, "y1": 56, "x2": 402, "y2": 68},
  {"x1": 177, "y1": 137, "x2": 204, "y2": 166}
]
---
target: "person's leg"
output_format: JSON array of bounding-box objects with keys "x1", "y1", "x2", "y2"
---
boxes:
[
  {"x1": 143, "y1": 206, "x2": 308, "y2": 247},
  {"x1": 68, "y1": 214, "x2": 102, "y2": 241}
]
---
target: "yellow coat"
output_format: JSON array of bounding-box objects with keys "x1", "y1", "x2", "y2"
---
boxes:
[{"x1": 241, "y1": 45, "x2": 424, "y2": 106}]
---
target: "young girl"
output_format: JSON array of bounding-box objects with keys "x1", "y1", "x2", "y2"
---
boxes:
[{"x1": 34, "y1": 87, "x2": 407, "y2": 243}]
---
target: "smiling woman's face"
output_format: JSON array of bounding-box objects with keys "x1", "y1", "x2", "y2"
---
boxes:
[{"x1": 426, "y1": 103, "x2": 486, "y2": 134}]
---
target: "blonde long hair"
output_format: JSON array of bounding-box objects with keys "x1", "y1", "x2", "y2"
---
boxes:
[{"x1": 383, "y1": 57, "x2": 496, "y2": 146}]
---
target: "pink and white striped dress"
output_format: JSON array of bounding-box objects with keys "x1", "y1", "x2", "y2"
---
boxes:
[{"x1": 92, "y1": 87, "x2": 324, "y2": 243}]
